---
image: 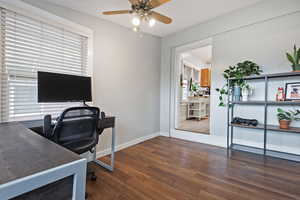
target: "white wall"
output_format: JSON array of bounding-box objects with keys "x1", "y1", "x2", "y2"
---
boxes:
[
  {"x1": 23, "y1": 0, "x2": 161, "y2": 152},
  {"x1": 161, "y1": 0, "x2": 300, "y2": 153}
]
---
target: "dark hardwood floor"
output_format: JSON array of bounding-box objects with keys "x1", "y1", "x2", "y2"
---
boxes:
[{"x1": 87, "y1": 136, "x2": 300, "y2": 200}]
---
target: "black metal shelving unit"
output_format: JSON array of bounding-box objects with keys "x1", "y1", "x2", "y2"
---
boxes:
[{"x1": 227, "y1": 71, "x2": 300, "y2": 162}]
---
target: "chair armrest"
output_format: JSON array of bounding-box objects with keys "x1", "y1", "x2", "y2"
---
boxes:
[{"x1": 43, "y1": 114, "x2": 52, "y2": 138}]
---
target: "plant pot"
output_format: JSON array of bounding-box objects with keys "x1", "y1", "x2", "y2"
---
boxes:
[
  {"x1": 233, "y1": 86, "x2": 241, "y2": 101},
  {"x1": 242, "y1": 94, "x2": 248, "y2": 101},
  {"x1": 293, "y1": 64, "x2": 300, "y2": 72},
  {"x1": 279, "y1": 120, "x2": 291, "y2": 129},
  {"x1": 242, "y1": 88, "x2": 249, "y2": 101}
]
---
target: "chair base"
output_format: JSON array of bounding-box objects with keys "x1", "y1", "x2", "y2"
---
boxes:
[
  {"x1": 87, "y1": 171, "x2": 97, "y2": 181},
  {"x1": 85, "y1": 166, "x2": 97, "y2": 199},
  {"x1": 90, "y1": 173, "x2": 97, "y2": 181}
]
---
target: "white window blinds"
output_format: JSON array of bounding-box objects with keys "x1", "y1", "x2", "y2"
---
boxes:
[{"x1": 0, "y1": 8, "x2": 89, "y2": 122}]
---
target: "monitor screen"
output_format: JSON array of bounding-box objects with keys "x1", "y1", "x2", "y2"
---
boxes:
[{"x1": 38, "y1": 71, "x2": 92, "y2": 103}]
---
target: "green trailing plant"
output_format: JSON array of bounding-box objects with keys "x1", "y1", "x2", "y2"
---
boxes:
[
  {"x1": 216, "y1": 60, "x2": 262, "y2": 107},
  {"x1": 286, "y1": 45, "x2": 300, "y2": 71},
  {"x1": 277, "y1": 108, "x2": 300, "y2": 121},
  {"x1": 216, "y1": 86, "x2": 228, "y2": 107},
  {"x1": 240, "y1": 82, "x2": 251, "y2": 90}
]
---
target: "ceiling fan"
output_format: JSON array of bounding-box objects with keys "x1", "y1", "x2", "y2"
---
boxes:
[{"x1": 103, "y1": 0, "x2": 172, "y2": 32}]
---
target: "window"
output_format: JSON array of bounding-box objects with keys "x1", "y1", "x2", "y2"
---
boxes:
[{"x1": 0, "y1": 8, "x2": 89, "y2": 122}]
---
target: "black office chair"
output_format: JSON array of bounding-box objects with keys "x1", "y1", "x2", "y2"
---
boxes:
[{"x1": 44, "y1": 106, "x2": 100, "y2": 182}]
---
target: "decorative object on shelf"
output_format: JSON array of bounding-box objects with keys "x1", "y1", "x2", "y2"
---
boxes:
[
  {"x1": 241, "y1": 82, "x2": 254, "y2": 101},
  {"x1": 231, "y1": 117, "x2": 258, "y2": 126},
  {"x1": 285, "y1": 82, "x2": 300, "y2": 101},
  {"x1": 216, "y1": 60, "x2": 262, "y2": 106},
  {"x1": 233, "y1": 85, "x2": 241, "y2": 101},
  {"x1": 277, "y1": 108, "x2": 300, "y2": 129},
  {"x1": 276, "y1": 87, "x2": 285, "y2": 101},
  {"x1": 286, "y1": 45, "x2": 300, "y2": 71}
]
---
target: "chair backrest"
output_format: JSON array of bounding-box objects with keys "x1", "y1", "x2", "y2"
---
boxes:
[{"x1": 51, "y1": 106, "x2": 100, "y2": 153}]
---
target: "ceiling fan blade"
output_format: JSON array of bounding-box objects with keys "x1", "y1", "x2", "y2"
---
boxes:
[
  {"x1": 128, "y1": 0, "x2": 140, "y2": 5},
  {"x1": 148, "y1": 0, "x2": 171, "y2": 9},
  {"x1": 103, "y1": 10, "x2": 132, "y2": 15},
  {"x1": 150, "y1": 11, "x2": 172, "y2": 24}
]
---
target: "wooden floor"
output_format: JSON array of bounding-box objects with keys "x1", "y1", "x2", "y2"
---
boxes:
[
  {"x1": 87, "y1": 136, "x2": 300, "y2": 200},
  {"x1": 177, "y1": 118, "x2": 210, "y2": 134}
]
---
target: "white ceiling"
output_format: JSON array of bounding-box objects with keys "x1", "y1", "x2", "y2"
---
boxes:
[
  {"x1": 188, "y1": 45, "x2": 212, "y2": 64},
  {"x1": 41, "y1": 0, "x2": 263, "y2": 37}
]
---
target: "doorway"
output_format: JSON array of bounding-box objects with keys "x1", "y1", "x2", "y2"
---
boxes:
[{"x1": 174, "y1": 44, "x2": 212, "y2": 135}]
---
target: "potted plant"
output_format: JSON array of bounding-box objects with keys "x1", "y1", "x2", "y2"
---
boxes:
[
  {"x1": 277, "y1": 108, "x2": 300, "y2": 129},
  {"x1": 286, "y1": 45, "x2": 300, "y2": 72},
  {"x1": 241, "y1": 82, "x2": 254, "y2": 101},
  {"x1": 216, "y1": 61, "x2": 262, "y2": 106}
]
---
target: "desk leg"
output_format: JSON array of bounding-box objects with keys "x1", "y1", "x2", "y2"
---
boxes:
[
  {"x1": 0, "y1": 159, "x2": 86, "y2": 200},
  {"x1": 93, "y1": 127, "x2": 115, "y2": 172},
  {"x1": 73, "y1": 160, "x2": 87, "y2": 200}
]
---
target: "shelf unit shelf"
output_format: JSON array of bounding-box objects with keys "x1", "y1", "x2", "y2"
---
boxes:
[
  {"x1": 230, "y1": 123, "x2": 300, "y2": 134},
  {"x1": 230, "y1": 101, "x2": 300, "y2": 106},
  {"x1": 229, "y1": 71, "x2": 300, "y2": 81},
  {"x1": 227, "y1": 71, "x2": 300, "y2": 162},
  {"x1": 231, "y1": 144, "x2": 300, "y2": 162}
]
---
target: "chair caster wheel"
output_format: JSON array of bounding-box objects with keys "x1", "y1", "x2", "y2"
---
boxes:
[{"x1": 91, "y1": 174, "x2": 97, "y2": 181}]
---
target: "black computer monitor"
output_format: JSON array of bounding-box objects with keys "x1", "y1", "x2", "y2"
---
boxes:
[{"x1": 38, "y1": 71, "x2": 92, "y2": 103}]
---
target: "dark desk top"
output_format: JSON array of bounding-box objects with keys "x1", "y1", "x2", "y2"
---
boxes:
[
  {"x1": 0, "y1": 122, "x2": 82, "y2": 185},
  {"x1": 20, "y1": 116, "x2": 116, "y2": 136}
]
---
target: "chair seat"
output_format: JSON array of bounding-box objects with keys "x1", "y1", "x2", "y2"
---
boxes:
[{"x1": 63, "y1": 138, "x2": 96, "y2": 154}]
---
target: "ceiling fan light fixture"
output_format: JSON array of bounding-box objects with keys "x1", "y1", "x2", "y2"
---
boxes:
[
  {"x1": 103, "y1": 0, "x2": 173, "y2": 33},
  {"x1": 131, "y1": 15, "x2": 141, "y2": 26},
  {"x1": 148, "y1": 18, "x2": 156, "y2": 27}
]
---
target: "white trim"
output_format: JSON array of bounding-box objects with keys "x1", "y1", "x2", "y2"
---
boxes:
[
  {"x1": 0, "y1": 0, "x2": 93, "y2": 37},
  {"x1": 159, "y1": 131, "x2": 170, "y2": 137},
  {"x1": 87, "y1": 35, "x2": 94, "y2": 99},
  {"x1": 171, "y1": 38, "x2": 213, "y2": 136},
  {"x1": 171, "y1": 129, "x2": 226, "y2": 147},
  {"x1": 175, "y1": 38, "x2": 212, "y2": 54},
  {"x1": 96, "y1": 132, "x2": 160, "y2": 158},
  {"x1": 182, "y1": 59, "x2": 199, "y2": 71}
]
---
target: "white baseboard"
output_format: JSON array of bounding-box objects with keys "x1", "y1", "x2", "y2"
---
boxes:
[
  {"x1": 159, "y1": 131, "x2": 170, "y2": 137},
  {"x1": 171, "y1": 129, "x2": 226, "y2": 147},
  {"x1": 96, "y1": 132, "x2": 160, "y2": 158},
  {"x1": 95, "y1": 129, "x2": 300, "y2": 159},
  {"x1": 171, "y1": 129, "x2": 300, "y2": 155}
]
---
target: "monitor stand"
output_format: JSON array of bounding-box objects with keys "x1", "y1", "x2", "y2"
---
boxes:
[{"x1": 83, "y1": 101, "x2": 89, "y2": 107}]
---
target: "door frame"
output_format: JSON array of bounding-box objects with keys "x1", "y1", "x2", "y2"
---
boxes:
[{"x1": 170, "y1": 38, "x2": 214, "y2": 139}]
